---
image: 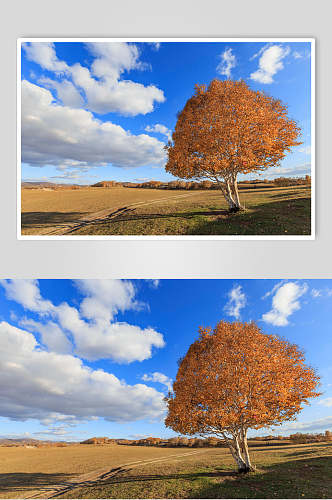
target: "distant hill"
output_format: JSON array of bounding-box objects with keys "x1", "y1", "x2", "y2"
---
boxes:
[
  {"x1": 0, "y1": 438, "x2": 51, "y2": 445},
  {"x1": 80, "y1": 437, "x2": 117, "y2": 445},
  {"x1": 22, "y1": 182, "x2": 82, "y2": 189},
  {"x1": 91, "y1": 181, "x2": 119, "y2": 188}
]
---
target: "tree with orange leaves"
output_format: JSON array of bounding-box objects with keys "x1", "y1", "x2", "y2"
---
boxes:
[
  {"x1": 165, "y1": 321, "x2": 320, "y2": 473},
  {"x1": 165, "y1": 80, "x2": 302, "y2": 211}
]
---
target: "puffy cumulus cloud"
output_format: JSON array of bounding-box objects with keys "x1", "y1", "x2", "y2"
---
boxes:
[
  {"x1": 74, "y1": 279, "x2": 139, "y2": 322},
  {"x1": 20, "y1": 318, "x2": 73, "y2": 355},
  {"x1": 22, "y1": 41, "x2": 165, "y2": 116},
  {"x1": 87, "y1": 42, "x2": 144, "y2": 81},
  {"x1": 69, "y1": 63, "x2": 164, "y2": 116},
  {"x1": 38, "y1": 77, "x2": 84, "y2": 108},
  {"x1": 21, "y1": 80, "x2": 166, "y2": 170},
  {"x1": 0, "y1": 279, "x2": 54, "y2": 314},
  {"x1": 141, "y1": 372, "x2": 173, "y2": 392},
  {"x1": 145, "y1": 124, "x2": 172, "y2": 141},
  {"x1": 0, "y1": 279, "x2": 165, "y2": 364},
  {"x1": 250, "y1": 45, "x2": 290, "y2": 84},
  {"x1": 224, "y1": 284, "x2": 246, "y2": 319},
  {"x1": 217, "y1": 48, "x2": 236, "y2": 79},
  {"x1": 22, "y1": 42, "x2": 68, "y2": 73},
  {"x1": 55, "y1": 304, "x2": 165, "y2": 363},
  {"x1": 0, "y1": 322, "x2": 165, "y2": 423},
  {"x1": 262, "y1": 281, "x2": 308, "y2": 326}
]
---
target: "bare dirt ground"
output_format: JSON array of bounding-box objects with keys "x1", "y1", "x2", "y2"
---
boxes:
[
  {"x1": 0, "y1": 445, "x2": 205, "y2": 499},
  {"x1": 21, "y1": 185, "x2": 311, "y2": 236},
  {"x1": 1, "y1": 442, "x2": 331, "y2": 499},
  {"x1": 21, "y1": 188, "x2": 201, "y2": 235}
]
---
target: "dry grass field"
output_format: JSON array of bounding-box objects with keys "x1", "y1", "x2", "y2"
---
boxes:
[
  {"x1": 0, "y1": 442, "x2": 331, "y2": 499},
  {"x1": 0, "y1": 444, "x2": 200, "y2": 498},
  {"x1": 21, "y1": 185, "x2": 311, "y2": 236}
]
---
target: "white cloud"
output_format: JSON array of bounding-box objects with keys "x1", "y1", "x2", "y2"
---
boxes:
[
  {"x1": 298, "y1": 145, "x2": 311, "y2": 155},
  {"x1": 145, "y1": 124, "x2": 172, "y2": 141},
  {"x1": 56, "y1": 305, "x2": 165, "y2": 363},
  {"x1": 22, "y1": 41, "x2": 165, "y2": 116},
  {"x1": 0, "y1": 321, "x2": 165, "y2": 423},
  {"x1": 262, "y1": 281, "x2": 308, "y2": 326},
  {"x1": 250, "y1": 45, "x2": 290, "y2": 84},
  {"x1": 142, "y1": 372, "x2": 173, "y2": 392},
  {"x1": 278, "y1": 416, "x2": 332, "y2": 433},
  {"x1": 0, "y1": 279, "x2": 165, "y2": 364},
  {"x1": 0, "y1": 279, "x2": 54, "y2": 314},
  {"x1": 224, "y1": 284, "x2": 246, "y2": 319},
  {"x1": 217, "y1": 48, "x2": 236, "y2": 79},
  {"x1": 148, "y1": 280, "x2": 160, "y2": 289},
  {"x1": 69, "y1": 62, "x2": 164, "y2": 116},
  {"x1": 150, "y1": 42, "x2": 161, "y2": 51},
  {"x1": 263, "y1": 163, "x2": 311, "y2": 179},
  {"x1": 292, "y1": 50, "x2": 311, "y2": 60},
  {"x1": 250, "y1": 43, "x2": 270, "y2": 61},
  {"x1": 318, "y1": 398, "x2": 332, "y2": 407},
  {"x1": 311, "y1": 288, "x2": 332, "y2": 299},
  {"x1": 22, "y1": 42, "x2": 68, "y2": 73},
  {"x1": 21, "y1": 80, "x2": 166, "y2": 171},
  {"x1": 262, "y1": 281, "x2": 286, "y2": 299},
  {"x1": 74, "y1": 279, "x2": 139, "y2": 322},
  {"x1": 39, "y1": 77, "x2": 84, "y2": 108},
  {"x1": 293, "y1": 51, "x2": 303, "y2": 60},
  {"x1": 20, "y1": 318, "x2": 73, "y2": 355}
]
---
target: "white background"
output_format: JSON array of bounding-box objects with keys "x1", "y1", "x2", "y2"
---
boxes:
[{"x1": 0, "y1": 0, "x2": 331, "y2": 278}]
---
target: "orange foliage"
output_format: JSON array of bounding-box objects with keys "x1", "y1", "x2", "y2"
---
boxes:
[
  {"x1": 165, "y1": 321, "x2": 320, "y2": 472},
  {"x1": 165, "y1": 80, "x2": 302, "y2": 211}
]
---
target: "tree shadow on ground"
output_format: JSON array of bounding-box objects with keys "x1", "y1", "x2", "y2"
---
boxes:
[
  {"x1": 109, "y1": 209, "x2": 230, "y2": 222},
  {"x1": 185, "y1": 197, "x2": 311, "y2": 235},
  {"x1": 268, "y1": 192, "x2": 307, "y2": 199},
  {"x1": 93, "y1": 197, "x2": 311, "y2": 236},
  {"x1": 247, "y1": 442, "x2": 332, "y2": 453},
  {"x1": 193, "y1": 455, "x2": 332, "y2": 499},
  {"x1": 284, "y1": 449, "x2": 325, "y2": 458},
  {"x1": 0, "y1": 472, "x2": 74, "y2": 493},
  {"x1": 21, "y1": 212, "x2": 88, "y2": 229},
  {"x1": 71, "y1": 454, "x2": 332, "y2": 499},
  {"x1": 99, "y1": 468, "x2": 237, "y2": 487}
]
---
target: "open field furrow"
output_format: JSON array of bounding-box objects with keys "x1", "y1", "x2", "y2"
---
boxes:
[
  {"x1": 1, "y1": 443, "x2": 331, "y2": 499},
  {"x1": 21, "y1": 185, "x2": 311, "y2": 236},
  {"x1": 24, "y1": 451, "x2": 205, "y2": 499},
  {"x1": 42, "y1": 193, "x2": 200, "y2": 235}
]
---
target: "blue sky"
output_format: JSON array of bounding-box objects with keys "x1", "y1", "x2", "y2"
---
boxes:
[
  {"x1": 20, "y1": 40, "x2": 312, "y2": 185},
  {"x1": 0, "y1": 279, "x2": 330, "y2": 442}
]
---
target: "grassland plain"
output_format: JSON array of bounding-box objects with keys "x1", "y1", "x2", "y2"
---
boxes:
[
  {"x1": 0, "y1": 442, "x2": 331, "y2": 499},
  {"x1": 21, "y1": 185, "x2": 311, "y2": 236}
]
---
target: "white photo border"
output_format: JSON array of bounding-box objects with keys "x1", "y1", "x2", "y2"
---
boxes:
[{"x1": 17, "y1": 37, "x2": 315, "y2": 241}]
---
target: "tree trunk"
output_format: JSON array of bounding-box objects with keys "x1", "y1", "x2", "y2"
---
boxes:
[
  {"x1": 215, "y1": 176, "x2": 243, "y2": 213},
  {"x1": 241, "y1": 430, "x2": 255, "y2": 473},
  {"x1": 223, "y1": 432, "x2": 255, "y2": 474},
  {"x1": 231, "y1": 178, "x2": 244, "y2": 212},
  {"x1": 225, "y1": 180, "x2": 238, "y2": 212},
  {"x1": 233, "y1": 436, "x2": 248, "y2": 472},
  {"x1": 214, "y1": 179, "x2": 237, "y2": 211}
]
